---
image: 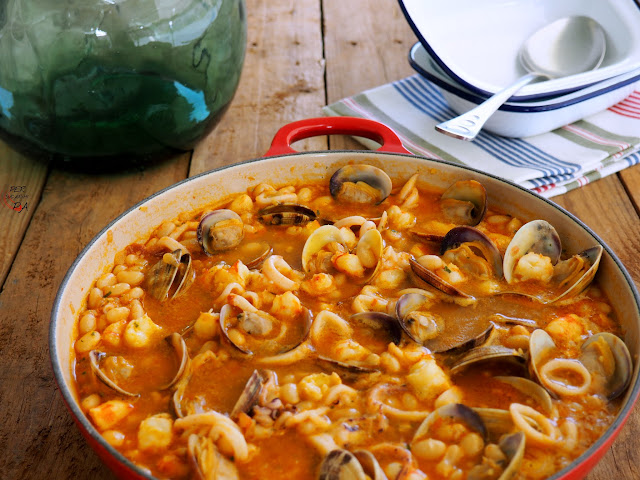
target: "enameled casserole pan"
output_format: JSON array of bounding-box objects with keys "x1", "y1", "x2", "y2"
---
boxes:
[{"x1": 50, "y1": 116, "x2": 640, "y2": 480}]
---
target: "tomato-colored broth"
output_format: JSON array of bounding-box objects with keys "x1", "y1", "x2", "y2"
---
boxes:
[{"x1": 73, "y1": 172, "x2": 628, "y2": 480}]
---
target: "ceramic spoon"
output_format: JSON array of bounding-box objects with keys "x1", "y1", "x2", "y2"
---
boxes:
[{"x1": 435, "y1": 16, "x2": 606, "y2": 141}]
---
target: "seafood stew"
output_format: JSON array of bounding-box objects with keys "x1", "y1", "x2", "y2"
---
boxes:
[{"x1": 68, "y1": 162, "x2": 634, "y2": 480}]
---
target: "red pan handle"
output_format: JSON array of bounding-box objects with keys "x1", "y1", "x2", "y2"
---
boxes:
[{"x1": 264, "y1": 117, "x2": 412, "y2": 157}]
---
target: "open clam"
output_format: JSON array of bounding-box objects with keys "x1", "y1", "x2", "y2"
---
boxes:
[
  {"x1": 219, "y1": 304, "x2": 312, "y2": 357},
  {"x1": 197, "y1": 209, "x2": 244, "y2": 254},
  {"x1": 188, "y1": 433, "x2": 239, "y2": 480},
  {"x1": 503, "y1": 221, "x2": 603, "y2": 303},
  {"x1": 161, "y1": 333, "x2": 191, "y2": 390},
  {"x1": 242, "y1": 242, "x2": 273, "y2": 269},
  {"x1": 440, "y1": 180, "x2": 487, "y2": 226},
  {"x1": 311, "y1": 310, "x2": 397, "y2": 371},
  {"x1": 349, "y1": 312, "x2": 402, "y2": 345},
  {"x1": 528, "y1": 329, "x2": 630, "y2": 400},
  {"x1": 409, "y1": 258, "x2": 471, "y2": 299},
  {"x1": 441, "y1": 226, "x2": 503, "y2": 278},
  {"x1": 409, "y1": 226, "x2": 501, "y2": 299},
  {"x1": 581, "y1": 332, "x2": 632, "y2": 400},
  {"x1": 319, "y1": 449, "x2": 368, "y2": 480},
  {"x1": 467, "y1": 432, "x2": 526, "y2": 480},
  {"x1": 329, "y1": 164, "x2": 392, "y2": 204},
  {"x1": 494, "y1": 376, "x2": 553, "y2": 415},
  {"x1": 414, "y1": 403, "x2": 488, "y2": 443},
  {"x1": 395, "y1": 292, "x2": 494, "y2": 353},
  {"x1": 449, "y1": 345, "x2": 527, "y2": 376},
  {"x1": 146, "y1": 249, "x2": 195, "y2": 301},
  {"x1": 89, "y1": 350, "x2": 139, "y2": 397},
  {"x1": 550, "y1": 245, "x2": 603, "y2": 303},
  {"x1": 395, "y1": 292, "x2": 445, "y2": 344},
  {"x1": 302, "y1": 224, "x2": 383, "y2": 282},
  {"x1": 258, "y1": 204, "x2": 317, "y2": 225},
  {"x1": 353, "y1": 450, "x2": 389, "y2": 480},
  {"x1": 503, "y1": 220, "x2": 562, "y2": 284},
  {"x1": 230, "y1": 369, "x2": 268, "y2": 419}
]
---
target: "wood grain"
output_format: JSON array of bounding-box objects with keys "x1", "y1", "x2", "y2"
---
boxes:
[
  {"x1": 323, "y1": 0, "x2": 416, "y2": 151},
  {"x1": 191, "y1": 0, "x2": 326, "y2": 175},
  {"x1": 620, "y1": 164, "x2": 640, "y2": 217},
  {"x1": 0, "y1": 148, "x2": 48, "y2": 289}
]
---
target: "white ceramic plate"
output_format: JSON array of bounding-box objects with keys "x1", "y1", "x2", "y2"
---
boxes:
[
  {"x1": 399, "y1": 0, "x2": 640, "y2": 101},
  {"x1": 409, "y1": 42, "x2": 640, "y2": 137}
]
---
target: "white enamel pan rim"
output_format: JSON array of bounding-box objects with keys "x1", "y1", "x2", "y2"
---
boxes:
[{"x1": 50, "y1": 149, "x2": 640, "y2": 480}]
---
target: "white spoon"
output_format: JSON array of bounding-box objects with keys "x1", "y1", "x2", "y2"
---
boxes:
[{"x1": 435, "y1": 16, "x2": 606, "y2": 141}]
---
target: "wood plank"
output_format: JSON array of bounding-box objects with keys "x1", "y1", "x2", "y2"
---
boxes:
[
  {"x1": 323, "y1": 0, "x2": 416, "y2": 151},
  {"x1": 0, "y1": 154, "x2": 190, "y2": 479},
  {"x1": 191, "y1": 0, "x2": 327, "y2": 175},
  {"x1": 552, "y1": 175, "x2": 640, "y2": 480},
  {"x1": 0, "y1": 144, "x2": 48, "y2": 288},
  {"x1": 619, "y1": 163, "x2": 640, "y2": 216}
]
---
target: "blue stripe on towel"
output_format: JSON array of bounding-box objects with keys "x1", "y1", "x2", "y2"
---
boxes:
[
  {"x1": 393, "y1": 78, "x2": 451, "y2": 121},
  {"x1": 528, "y1": 172, "x2": 575, "y2": 188},
  {"x1": 626, "y1": 152, "x2": 640, "y2": 166},
  {"x1": 394, "y1": 76, "x2": 582, "y2": 178}
]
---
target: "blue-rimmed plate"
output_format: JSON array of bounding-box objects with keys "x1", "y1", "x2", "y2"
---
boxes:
[
  {"x1": 399, "y1": 0, "x2": 640, "y2": 101},
  {"x1": 409, "y1": 42, "x2": 640, "y2": 137}
]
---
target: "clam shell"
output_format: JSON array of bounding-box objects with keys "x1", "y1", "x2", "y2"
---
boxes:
[
  {"x1": 503, "y1": 220, "x2": 561, "y2": 284},
  {"x1": 449, "y1": 345, "x2": 527, "y2": 375},
  {"x1": 146, "y1": 249, "x2": 195, "y2": 301},
  {"x1": 319, "y1": 449, "x2": 367, "y2": 480},
  {"x1": 197, "y1": 209, "x2": 244, "y2": 254},
  {"x1": 581, "y1": 332, "x2": 632, "y2": 400},
  {"x1": 353, "y1": 450, "x2": 388, "y2": 480},
  {"x1": 243, "y1": 242, "x2": 273, "y2": 269},
  {"x1": 497, "y1": 432, "x2": 526, "y2": 480},
  {"x1": 89, "y1": 351, "x2": 139, "y2": 397},
  {"x1": 301, "y1": 225, "x2": 344, "y2": 274},
  {"x1": 409, "y1": 258, "x2": 471, "y2": 299},
  {"x1": 550, "y1": 245, "x2": 603, "y2": 303},
  {"x1": 465, "y1": 414, "x2": 526, "y2": 480},
  {"x1": 219, "y1": 304, "x2": 313, "y2": 357},
  {"x1": 230, "y1": 370, "x2": 267, "y2": 419},
  {"x1": 414, "y1": 403, "x2": 487, "y2": 443},
  {"x1": 395, "y1": 292, "x2": 493, "y2": 354},
  {"x1": 329, "y1": 164, "x2": 392, "y2": 204},
  {"x1": 349, "y1": 312, "x2": 402, "y2": 345},
  {"x1": 257, "y1": 204, "x2": 317, "y2": 225},
  {"x1": 495, "y1": 376, "x2": 553, "y2": 415},
  {"x1": 440, "y1": 180, "x2": 487, "y2": 226},
  {"x1": 161, "y1": 333, "x2": 191, "y2": 390},
  {"x1": 441, "y1": 226, "x2": 503, "y2": 278},
  {"x1": 395, "y1": 292, "x2": 442, "y2": 344},
  {"x1": 472, "y1": 407, "x2": 514, "y2": 439}
]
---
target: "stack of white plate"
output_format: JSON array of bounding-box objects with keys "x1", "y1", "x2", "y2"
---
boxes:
[{"x1": 399, "y1": 0, "x2": 640, "y2": 137}]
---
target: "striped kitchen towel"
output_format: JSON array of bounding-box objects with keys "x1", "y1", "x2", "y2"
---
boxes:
[{"x1": 323, "y1": 75, "x2": 640, "y2": 198}]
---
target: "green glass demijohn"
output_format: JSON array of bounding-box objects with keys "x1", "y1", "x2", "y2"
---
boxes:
[{"x1": 0, "y1": 0, "x2": 246, "y2": 160}]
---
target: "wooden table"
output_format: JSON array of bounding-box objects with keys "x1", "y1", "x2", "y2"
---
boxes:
[{"x1": 1, "y1": 0, "x2": 640, "y2": 478}]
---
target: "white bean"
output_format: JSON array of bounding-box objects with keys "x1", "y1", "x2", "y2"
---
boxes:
[
  {"x1": 106, "y1": 307, "x2": 130, "y2": 324},
  {"x1": 96, "y1": 273, "x2": 117, "y2": 289},
  {"x1": 116, "y1": 270, "x2": 144, "y2": 286},
  {"x1": 75, "y1": 331, "x2": 101, "y2": 353},
  {"x1": 79, "y1": 312, "x2": 97, "y2": 335}
]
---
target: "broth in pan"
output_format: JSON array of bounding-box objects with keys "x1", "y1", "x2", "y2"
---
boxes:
[{"x1": 72, "y1": 164, "x2": 632, "y2": 480}]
